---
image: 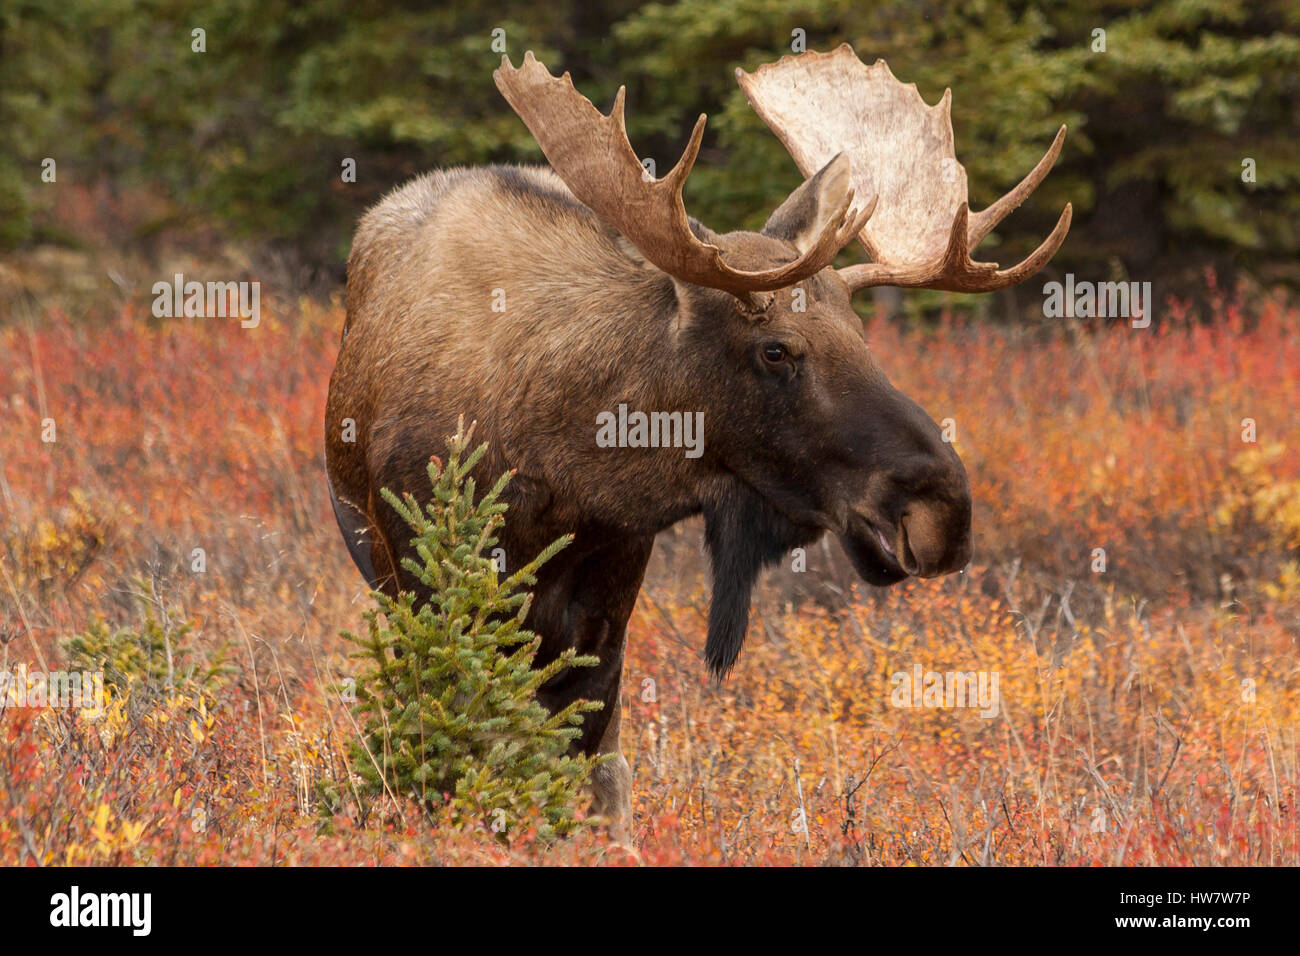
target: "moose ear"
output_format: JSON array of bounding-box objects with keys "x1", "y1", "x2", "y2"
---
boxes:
[{"x1": 761, "y1": 152, "x2": 853, "y2": 254}]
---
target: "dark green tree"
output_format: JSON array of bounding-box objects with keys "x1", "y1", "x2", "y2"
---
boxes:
[
  {"x1": 5, "y1": 0, "x2": 1296, "y2": 307},
  {"x1": 341, "y1": 423, "x2": 603, "y2": 841}
]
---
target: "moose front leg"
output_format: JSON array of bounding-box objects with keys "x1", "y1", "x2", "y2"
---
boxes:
[
  {"x1": 530, "y1": 533, "x2": 653, "y2": 839},
  {"x1": 589, "y1": 662, "x2": 632, "y2": 838}
]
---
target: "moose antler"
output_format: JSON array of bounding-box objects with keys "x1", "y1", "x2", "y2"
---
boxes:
[
  {"x1": 495, "y1": 52, "x2": 874, "y2": 308},
  {"x1": 737, "y1": 44, "x2": 1072, "y2": 293}
]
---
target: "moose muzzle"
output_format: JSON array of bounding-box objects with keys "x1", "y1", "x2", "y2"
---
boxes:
[{"x1": 837, "y1": 386, "x2": 973, "y2": 585}]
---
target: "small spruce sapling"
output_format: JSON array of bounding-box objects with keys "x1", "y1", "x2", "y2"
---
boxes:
[{"x1": 340, "y1": 421, "x2": 606, "y2": 840}]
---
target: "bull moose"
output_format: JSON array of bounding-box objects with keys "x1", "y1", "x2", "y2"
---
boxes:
[{"x1": 324, "y1": 44, "x2": 1071, "y2": 831}]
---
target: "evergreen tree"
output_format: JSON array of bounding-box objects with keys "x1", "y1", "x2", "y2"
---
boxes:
[
  {"x1": 5, "y1": 0, "x2": 1295, "y2": 303},
  {"x1": 341, "y1": 422, "x2": 604, "y2": 841}
]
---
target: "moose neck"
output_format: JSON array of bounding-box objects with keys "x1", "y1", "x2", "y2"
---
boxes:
[{"x1": 500, "y1": 267, "x2": 718, "y2": 535}]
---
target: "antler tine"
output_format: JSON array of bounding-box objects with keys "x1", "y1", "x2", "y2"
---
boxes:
[
  {"x1": 665, "y1": 112, "x2": 707, "y2": 191},
  {"x1": 839, "y1": 200, "x2": 1074, "y2": 292},
  {"x1": 968, "y1": 125, "x2": 1067, "y2": 247},
  {"x1": 980, "y1": 201, "x2": 1073, "y2": 288},
  {"x1": 494, "y1": 52, "x2": 865, "y2": 304}
]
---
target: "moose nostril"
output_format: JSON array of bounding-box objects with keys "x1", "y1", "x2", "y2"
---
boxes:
[
  {"x1": 898, "y1": 517, "x2": 921, "y2": 575},
  {"x1": 899, "y1": 504, "x2": 965, "y2": 577}
]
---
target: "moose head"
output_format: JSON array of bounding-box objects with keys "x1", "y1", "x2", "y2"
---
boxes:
[{"x1": 490, "y1": 45, "x2": 1071, "y2": 676}]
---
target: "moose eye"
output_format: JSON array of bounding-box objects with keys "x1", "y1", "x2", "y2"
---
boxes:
[{"x1": 761, "y1": 344, "x2": 789, "y2": 365}]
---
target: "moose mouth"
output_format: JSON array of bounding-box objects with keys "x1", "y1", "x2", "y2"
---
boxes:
[{"x1": 840, "y1": 516, "x2": 911, "y2": 586}]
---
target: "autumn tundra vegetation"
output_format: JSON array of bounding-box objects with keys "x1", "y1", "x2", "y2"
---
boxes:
[
  {"x1": 1, "y1": 1, "x2": 1297, "y2": 867},
  {"x1": 0, "y1": 184, "x2": 1295, "y2": 862}
]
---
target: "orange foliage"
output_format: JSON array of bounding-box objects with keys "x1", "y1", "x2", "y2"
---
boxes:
[{"x1": 0, "y1": 283, "x2": 1296, "y2": 865}]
